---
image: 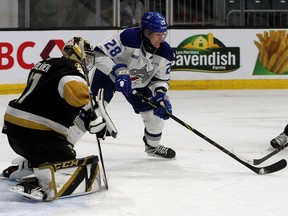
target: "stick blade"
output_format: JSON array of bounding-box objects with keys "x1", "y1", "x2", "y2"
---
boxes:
[
  {"x1": 255, "y1": 159, "x2": 287, "y2": 175},
  {"x1": 253, "y1": 143, "x2": 288, "y2": 165}
]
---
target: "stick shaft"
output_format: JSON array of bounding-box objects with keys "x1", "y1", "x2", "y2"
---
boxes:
[
  {"x1": 132, "y1": 90, "x2": 287, "y2": 174},
  {"x1": 83, "y1": 60, "x2": 109, "y2": 189}
]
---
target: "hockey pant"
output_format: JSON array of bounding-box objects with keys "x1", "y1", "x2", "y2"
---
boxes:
[{"x1": 91, "y1": 69, "x2": 165, "y2": 147}]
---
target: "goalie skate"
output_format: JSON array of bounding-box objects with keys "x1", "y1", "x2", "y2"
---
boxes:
[{"x1": 10, "y1": 178, "x2": 47, "y2": 201}]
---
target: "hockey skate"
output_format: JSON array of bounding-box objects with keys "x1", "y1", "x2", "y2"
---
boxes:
[
  {"x1": 143, "y1": 137, "x2": 176, "y2": 159},
  {"x1": 270, "y1": 132, "x2": 288, "y2": 149},
  {"x1": 10, "y1": 177, "x2": 47, "y2": 201}
]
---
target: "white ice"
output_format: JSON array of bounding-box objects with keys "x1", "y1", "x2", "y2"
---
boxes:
[{"x1": 1, "y1": 90, "x2": 288, "y2": 216}]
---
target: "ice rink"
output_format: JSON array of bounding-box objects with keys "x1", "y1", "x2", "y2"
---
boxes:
[{"x1": 1, "y1": 89, "x2": 288, "y2": 216}]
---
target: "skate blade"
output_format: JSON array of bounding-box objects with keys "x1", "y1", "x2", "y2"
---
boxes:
[{"x1": 10, "y1": 186, "x2": 44, "y2": 201}]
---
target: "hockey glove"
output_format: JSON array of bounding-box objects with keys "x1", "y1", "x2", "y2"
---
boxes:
[
  {"x1": 151, "y1": 90, "x2": 172, "y2": 120},
  {"x1": 79, "y1": 107, "x2": 107, "y2": 136},
  {"x1": 112, "y1": 64, "x2": 132, "y2": 96},
  {"x1": 67, "y1": 107, "x2": 107, "y2": 144}
]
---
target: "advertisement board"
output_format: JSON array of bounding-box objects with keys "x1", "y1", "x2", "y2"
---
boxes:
[{"x1": 0, "y1": 29, "x2": 288, "y2": 93}]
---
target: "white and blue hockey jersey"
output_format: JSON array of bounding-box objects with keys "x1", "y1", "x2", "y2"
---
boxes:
[{"x1": 94, "y1": 27, "x2": 174, "y2": 93}]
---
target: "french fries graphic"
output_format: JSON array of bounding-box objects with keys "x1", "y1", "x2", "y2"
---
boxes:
[{"x1": 254, "y1": 30, "x2": 288, "y2": 74}]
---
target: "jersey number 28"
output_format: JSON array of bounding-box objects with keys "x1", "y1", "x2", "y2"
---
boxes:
[{"x1": 104, "y1": 39, "x2": 121, "y2": 57}]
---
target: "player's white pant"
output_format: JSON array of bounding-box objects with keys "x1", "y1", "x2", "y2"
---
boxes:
[{"x1": 140, "y1": 110, "x2": 165, "y2": 147}]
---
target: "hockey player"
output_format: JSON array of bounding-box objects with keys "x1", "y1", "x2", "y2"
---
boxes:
[
  {"x1": 270, "y1": 124, "x2": 288, "y2": 148},
  {"x1": 1, "y1": 37, "x2": 116, "y2": 201},
  {"x1": 90, "y1": 11, "x2": 176, "y2": 159}
]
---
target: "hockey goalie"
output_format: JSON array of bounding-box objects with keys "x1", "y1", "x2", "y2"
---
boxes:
[{"x1": 1, "y1": 37, "x2": 117, "y2": 201}]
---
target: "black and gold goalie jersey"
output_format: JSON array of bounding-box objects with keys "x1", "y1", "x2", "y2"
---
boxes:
[{"x1": 3, "y1": 57, "x2": 90, "y2": 138}]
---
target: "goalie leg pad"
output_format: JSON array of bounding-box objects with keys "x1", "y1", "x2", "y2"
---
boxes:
[
  {"x1": 33, "y1": 155, "x2": 100, "y2": 201},
  {"x1": 3, "y1": 157, "x2": 33, "y2": 180}
]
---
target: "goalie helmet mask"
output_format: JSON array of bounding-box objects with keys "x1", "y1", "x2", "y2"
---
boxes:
[
  {"x1": 140, "y1": 12, "x2": 168, "y2": 54},
  {"x1": 62, "y1": 37, "x2": 95, "y2": 71}
]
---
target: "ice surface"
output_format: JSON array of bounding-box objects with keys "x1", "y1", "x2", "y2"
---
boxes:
[{"x1": 1, "y1": 90, "x2": 288, "y2": 216}]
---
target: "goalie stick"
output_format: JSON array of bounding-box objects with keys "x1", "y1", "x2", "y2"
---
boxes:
[
  {"x1": 132, "y1": 90, "x2": 287, "y2": 175},
  {"x1": 81, "y1": 59, "x2": 109, "y2": 190}
]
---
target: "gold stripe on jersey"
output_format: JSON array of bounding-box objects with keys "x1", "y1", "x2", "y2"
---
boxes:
[
  {"x1": 58, "y1": 76, "x2": 89, "y2": 107},
  {"x1": 4, "y1": 105, "x2": 69, "y2": 136}
]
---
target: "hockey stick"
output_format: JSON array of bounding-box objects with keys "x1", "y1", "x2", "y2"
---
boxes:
[
  {"x1": 96, "y1": 136, "x2": 108, "y2": 189},
  {"x1": 250, "y1": 143, "x2": 288, "y2": 165},
  {"x1": 82, "y1": 60, "x2": 109, "y2": 190},
  {"x1": 132, "y1": 90, "x2": 287, "y2": 175}
]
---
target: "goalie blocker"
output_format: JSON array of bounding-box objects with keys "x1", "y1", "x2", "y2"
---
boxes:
[{"x1": 10, "y1": 155, "x2": 101, "y2": 201}]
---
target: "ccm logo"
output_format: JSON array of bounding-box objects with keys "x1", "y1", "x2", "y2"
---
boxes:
[
  {"x1": 54, "y1": 160, "x2": 79, "y2": 169},
  {"x1": 0, "y1": 40, "x2": 64, "y2": 70}
]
